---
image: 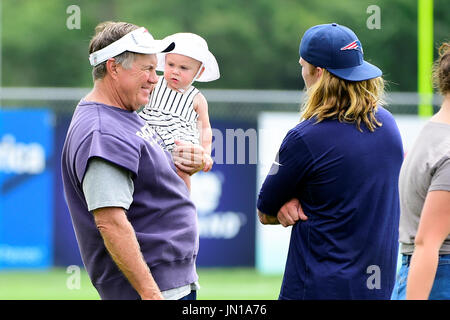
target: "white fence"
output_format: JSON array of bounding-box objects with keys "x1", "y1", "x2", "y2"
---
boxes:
[{"x1": 0, "y1": 87, "x2": 444, "y2": 106}]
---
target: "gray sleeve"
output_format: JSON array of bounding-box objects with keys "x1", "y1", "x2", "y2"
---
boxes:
[
  {"x1": 429, "y1": 158, "x2": 450, "y2": 192},
  {"x1": 82, "y1": 157, "x2": 134, "y2": 212}
]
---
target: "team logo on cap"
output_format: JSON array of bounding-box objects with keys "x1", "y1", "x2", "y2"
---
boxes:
[{"x1": 340, "y1": 40, "x2": 363, "y2": 53}]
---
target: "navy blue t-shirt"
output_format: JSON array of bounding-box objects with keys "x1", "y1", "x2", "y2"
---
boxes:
[{"x1": 257, "y1": 107, "x2": 403, "y2": 299}]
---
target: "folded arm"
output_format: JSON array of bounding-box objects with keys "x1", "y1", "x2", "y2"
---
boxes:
[
  {"x1": 257, "y1": 129, "x2": 313, "y2": 227},
  {"x1": 258, "y1": 198, "x2": 308, "y2": 227}
]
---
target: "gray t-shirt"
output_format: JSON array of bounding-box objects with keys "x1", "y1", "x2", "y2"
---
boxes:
[
  {"x1": 82, "y1": 157, "x2": 134, "y2": 211},
  {"x1": 399, "y1": 121, "x2": 450, "y2": 255}
]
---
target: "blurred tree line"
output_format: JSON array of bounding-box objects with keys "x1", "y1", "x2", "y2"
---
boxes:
[{"x1": 1, "y1": 0, "x2": 449, "y2": 91}]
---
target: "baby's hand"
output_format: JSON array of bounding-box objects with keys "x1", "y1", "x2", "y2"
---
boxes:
[{"x1": 202, "y1": 154, "x2": 213, "y2": 172}]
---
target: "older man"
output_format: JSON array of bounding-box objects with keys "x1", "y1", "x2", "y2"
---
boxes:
[{"x1": 62, "y1": 22, "x2": 205, "y2": 300}]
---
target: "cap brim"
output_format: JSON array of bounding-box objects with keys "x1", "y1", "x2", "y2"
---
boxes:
[
  {"x1": 326, "y1": 61, "x2": 382, "y2": 82},
  {"x1": 89, "y1": 38, "x2": 175, "y2": 66},
  {"x1": 161, "y1": 41, "x2": 175, "y2": 53}
]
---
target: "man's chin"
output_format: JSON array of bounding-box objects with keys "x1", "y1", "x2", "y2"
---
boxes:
[{"x1": 135, "y1": 97, "x2": 150, "y2": 110}]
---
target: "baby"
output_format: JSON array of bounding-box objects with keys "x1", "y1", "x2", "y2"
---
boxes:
[{"x1": 139, "y1": 33, "x2": 220, "y2": 190}]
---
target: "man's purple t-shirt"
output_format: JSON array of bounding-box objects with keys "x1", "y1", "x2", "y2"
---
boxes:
[{"x1": 61, "y1": 100, "x2": 199, "y2": 299}]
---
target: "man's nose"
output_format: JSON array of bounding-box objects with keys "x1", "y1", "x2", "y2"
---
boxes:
[{"x1": 148, "y1": 70, "x2": 159, "y2": 84}]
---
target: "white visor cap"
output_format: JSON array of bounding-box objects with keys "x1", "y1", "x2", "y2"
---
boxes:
[
  {"x1": 89, "y1": 27, "x2": 175, "y2": 66},
  {"x1": 156, "y1": 33, "x2": 220, "y2": 82}
]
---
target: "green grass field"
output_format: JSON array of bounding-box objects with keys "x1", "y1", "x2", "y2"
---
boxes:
[{"x1": 0, "y1": 268, "x2": 283, "y2": 300}]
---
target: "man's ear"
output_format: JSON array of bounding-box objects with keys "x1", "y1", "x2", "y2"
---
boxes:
[
  {"x1": 316, "y1": 66, "x2": 323, "y2": 79},
  {"x1": 106, "y1": 58, "x2": 119, "y2": 79}
]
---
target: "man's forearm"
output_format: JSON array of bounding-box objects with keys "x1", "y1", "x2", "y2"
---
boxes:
[
  {"x1": 94, "y1": 207, "x2": 163, "y2": 300},
  {"x1": 257, "y1": 210, "x2": 280, "y2": 225},
  {"x1": 406, "y1": 246, "x2": 439, "y2": 300}
]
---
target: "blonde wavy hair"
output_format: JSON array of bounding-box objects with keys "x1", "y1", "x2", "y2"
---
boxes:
[{"x1": 301, "y1": 68, "x2": 385, "y2": 132}]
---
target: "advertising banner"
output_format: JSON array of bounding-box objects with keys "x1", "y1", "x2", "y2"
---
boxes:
[
  {"x1": 53, "y1": 113, "x2": 83, "y2": 266},
  {"x1": 53, "y1": 116, "x2": 258, "y2": 268},
  {"x1": 256, "y1": 112, "x2": 430, "y2": 274},
  {"x1": 0, "y1": 109, "x2": 54, "y2": 269},
  {"x1": 192, "y1": 119, "x2": 257, "y2": 267}
]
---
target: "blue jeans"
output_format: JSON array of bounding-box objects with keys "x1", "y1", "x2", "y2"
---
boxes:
[
  {"x1": 179, "y1": 290, "x2": 197, "y2": 300},
  {"x1": 391, "y1": 254, "x2": 450, "y2": 300}
]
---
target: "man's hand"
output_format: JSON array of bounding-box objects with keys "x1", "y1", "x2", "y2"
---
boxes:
[
  {"x1": 277, "y1": 198, "x2": 308, "y2": 227},
  {"x1": 172, "y1": 140, "x2": 205, "y2": 175}
]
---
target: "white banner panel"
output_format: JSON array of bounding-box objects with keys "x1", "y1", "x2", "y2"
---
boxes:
[{"x1": 256, "y1": 112, "x2": 430, "y2": 274}]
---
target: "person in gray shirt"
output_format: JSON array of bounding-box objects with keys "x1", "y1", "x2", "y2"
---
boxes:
[{"x1": 391, "y1": 42, "x2": 450, "y2": 300}]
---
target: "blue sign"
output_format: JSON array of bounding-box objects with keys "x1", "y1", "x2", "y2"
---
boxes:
[
  {"x1": 0, "y1": 109, "x2": 54, "y2": 269},
  {"x1": 53, "y1": 113, "x2": 83, "y2": 266},
  {"x1": 192, "y1": 119, "x2": 257, "y2": 267},
  {"x1": 51, "y1": 115, "x2": 258, "y2": 268}
]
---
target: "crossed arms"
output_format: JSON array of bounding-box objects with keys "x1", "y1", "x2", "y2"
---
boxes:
[{"x1": 257, "y1": 198, "x2": 308, "y2": 227}]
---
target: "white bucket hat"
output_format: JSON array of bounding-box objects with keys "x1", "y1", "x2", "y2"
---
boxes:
[
  {"x1": 157, "y1": 33, "x2": 220, "y2": 82},
  {"x1": 89, "y1": 27, "x2": 175, "y2": 66}
]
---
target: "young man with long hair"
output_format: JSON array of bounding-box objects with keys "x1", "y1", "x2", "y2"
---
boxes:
[{"x1": 257, "y1": 23, "x2": 404, "y2": 299}]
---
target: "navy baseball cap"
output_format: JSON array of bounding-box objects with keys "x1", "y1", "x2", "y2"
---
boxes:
[{"x1": 299, "y1": 23, "x2": 382, "y2": 81}]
